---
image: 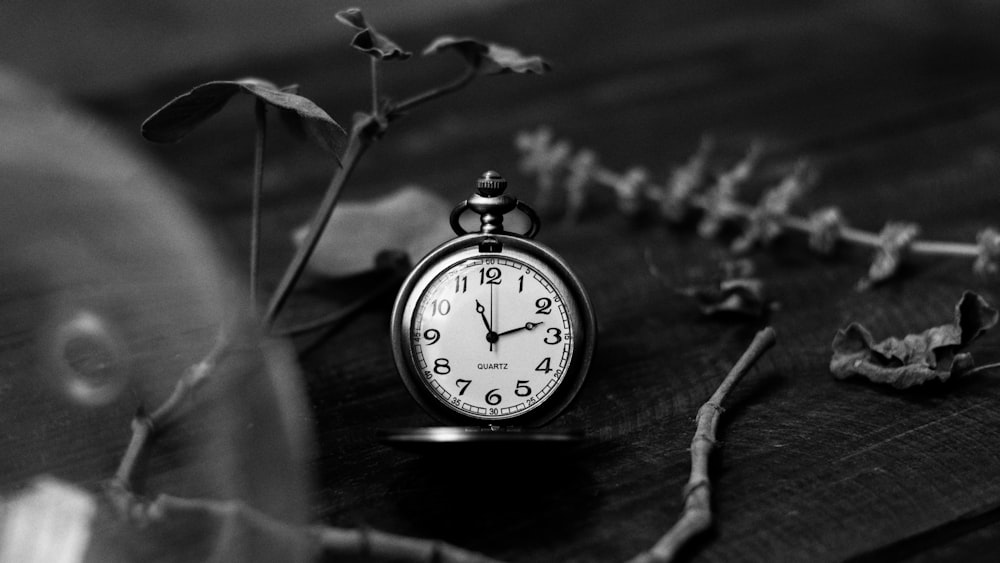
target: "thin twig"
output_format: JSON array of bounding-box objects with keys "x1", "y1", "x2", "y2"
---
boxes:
[
  {"x1": 628, "y1": 327, "x2": 777, "y2": 563},
  {"x1": 390, "y1": 66, "x2": 478, "y2": 117},
  {"x1": 110, "y1": 489, "x2": 504, "y2": 563},
  {"x1": 148, "y1": 330, "x2": 231, "y2": 426},
  {"x1": 108, "y1": 328, "x2": 232, "y2": 497},
  {"x1": 960, "y1": 361, "x2": 1000, "y2": 378},
  {"x1": 250, "y1": 99, "x2": 267, "y2": 311},
  {"x1": 263, "y1": 124, "x2": 373, "y2": 328},
  {"x1": 371, "y1": 57, "x2": 381, "y2": 114},
  {"x1": 110, "y1": 410, "x2": 152, "y2": 495},
  {"x1": 312, "y1": 525, "x2": 504, "y2": 563}
]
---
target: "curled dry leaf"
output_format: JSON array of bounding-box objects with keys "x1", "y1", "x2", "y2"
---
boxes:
[
  {"x1": 679, "y1": 259, "x2": 771, "y2": 318},
  {"x1": 681, "y1": 278, "x2": 769, "y2": 318},
  {"x1": 661, "y1": 135, "x2": 714, "y2": 223},
  {"x1": 856, "y1": 221, "x2": 920, "y2": 291},
  {"x1": 830, "y1": 291, "x2": 999, "y2": 388},
  {"x1": 293, "y1": 185, "x2": 453, "y2": 278},
  {"x1": 424, "y1": 36, "x2": 551, "y2": 75},
  {"x1": 141, "y1": 78, "x2": 345, "y2": 155},
  {"x1": 335, "y1": 8, "x2": 412, "y2": 60},
  {"x1": 974, "y1": 227, "x2": 1000, "y2": 277}
]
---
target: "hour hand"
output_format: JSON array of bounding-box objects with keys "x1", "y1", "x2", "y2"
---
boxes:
[
  {"x1": 496, "y1": 321, "x2": 542, "y2": 338},
  {"x1": 475, "y1": 300, "x2": 493, "y2": 332}
]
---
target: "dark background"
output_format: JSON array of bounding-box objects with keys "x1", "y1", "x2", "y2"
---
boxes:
[{"x1": 4, "y1": 1, "x2": 1000, "y2": 561}]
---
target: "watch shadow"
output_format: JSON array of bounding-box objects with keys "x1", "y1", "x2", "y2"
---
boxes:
[{"x1": 385, "y1": 442, "x2": 599, "y2": 549}]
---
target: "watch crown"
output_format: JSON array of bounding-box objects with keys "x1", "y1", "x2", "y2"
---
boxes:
[{"x1": 476, "y1": 170, "x2": 507, "y2": 197}]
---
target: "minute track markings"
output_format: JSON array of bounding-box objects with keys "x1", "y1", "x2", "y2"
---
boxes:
[
  {"x1": 406, "y1": 252, "x2": 577, "y2": 421},
  {"x1": 391, "y1": 172, "x2": 595, "y2": 428}
]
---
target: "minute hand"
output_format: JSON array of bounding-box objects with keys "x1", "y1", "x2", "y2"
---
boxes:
[{"x1": 496, "y1": 321, "x2": 543, "y2": 338}]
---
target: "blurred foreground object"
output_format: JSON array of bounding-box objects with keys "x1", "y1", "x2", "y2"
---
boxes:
[{"x1": 0, "y1": 66, "x2": 312, "y2": 562}]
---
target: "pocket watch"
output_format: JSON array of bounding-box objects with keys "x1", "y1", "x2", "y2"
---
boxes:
[{"x1": 387, "y1": 171, "x2": 596, "y2": 442}]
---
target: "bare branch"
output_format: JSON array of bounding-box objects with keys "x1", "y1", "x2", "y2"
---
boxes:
[
  {"x1": 628, "y1": 327, "x2": 776, "y2": 563},
  {"x1": 263, "y1": 124, "x2": 373, "y2": 328},
  {"x1": 107, "y1": 328, "x2": 232, "y2": 499},
  {"x1": 390, "y1": 66, "x2": 478, "y2": 117},
  {"x1": 313, "y1": 525, "x2": 503, "y2": 563}
]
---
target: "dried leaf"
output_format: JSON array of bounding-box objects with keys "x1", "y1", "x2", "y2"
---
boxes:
[
  {"x1": 830, "y1": 291, "x2": 998, "y2": 388},
  {"x1": 856, "y1": 221, "x2": 920, "y2": 291},
  {"x1": 423, "y1": 36, "x2": 551, "y2": 75},
  {"x1": 974, "y1": 227, "x2": 1000, "y2": 277},
  {"x1": 660, "y1": 135, "x2": 714, "y2": 223},
  {"x1": 292, "y1": 185, "x2": 453, "y2": 278},
  {"x1": 680, "y1": 279, "x2": 769, "y2": 318},
  {"x1": 335, "y1": 8, "x2": 411, "y2": 60},
  {"x1": 679, "y1": 259, "x2": 770, "y2": 318},
  {"x1": 807, "y1": 206, "x2": 845, "y2": 255},
  {"x1": 141, "y1": 79, "x2": 346, "y2": 155}
]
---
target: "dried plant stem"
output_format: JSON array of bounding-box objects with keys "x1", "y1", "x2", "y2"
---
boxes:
[
  {"x1": 263, "y1": 125, "x2": 372, "y2": 329},
  {"x1": 596, "y1": 165, "x2": 979, "y2": 260},
  {"x1": 263, "y1": 68, "x2": 481, "y2": 329},
  {"x1": 109, "y1": 329, "x2": 231, "y2": 495},
  {"x1": 250, "y1": 99, "x2": 267, "y2": 310},
  {"x1": 371, "y1": 57, "x2": 381, "y2": 113},
  {"x1": 629, "y1": 327, "x2": 777, "y2": 563},
  {"x1": 116, "y1": 491, "x2": 503, "y2": 563},
  {"x1": 391, "y1": 66, "x2": 477, "y2": 117},
  {"x1": 312, "y1": 525, "x2": 503, "y2": 563},
  {"x1": 961, "y1": 361, "x2": 1000, "y2": 378}
]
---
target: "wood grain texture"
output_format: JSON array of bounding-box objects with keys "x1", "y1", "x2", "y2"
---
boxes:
[{"x1": 8, "y1": 0, "x2": 1000, "y2": 561}]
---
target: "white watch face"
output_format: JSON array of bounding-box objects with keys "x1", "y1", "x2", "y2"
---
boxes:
[{"x1": 408, "y1": 254, "x2": 576, "y2": 420}]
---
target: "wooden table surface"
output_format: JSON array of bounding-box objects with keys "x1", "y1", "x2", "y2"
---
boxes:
[{"x1": 6, "y1": 1, "x2": 1000, "y2": 561}]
